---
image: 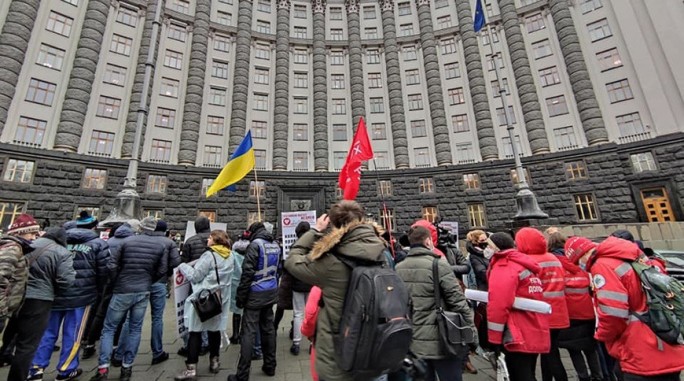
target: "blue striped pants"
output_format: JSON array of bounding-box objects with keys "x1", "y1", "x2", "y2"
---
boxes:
[{"x1": 30, "y1": 306, "x2": 91, "y2": 376}]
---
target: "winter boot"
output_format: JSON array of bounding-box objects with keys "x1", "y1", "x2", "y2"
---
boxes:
[
  {"x1": 209, "y1": 357, "x2": 220, "y2": 374},
  {"x1": 174, "y1": 364, "x2": 197, "y2": 381}
]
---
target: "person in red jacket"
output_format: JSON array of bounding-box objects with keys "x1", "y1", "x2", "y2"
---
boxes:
[
  {"x1": 561, "y1": 237, "x2": 602, "y2": 381},
  {"x1": 515, "y1": 227, "x2": 569, "y2": 381},
  {"x1": 571, "y1": 236, "x2": 684, "y2": 381},
  {"x1": 301, "y1": 286, "x2": 322, "y2": 381},
  {"x1": 486, "y1": 232, "x2": 550, "y2": 381}
]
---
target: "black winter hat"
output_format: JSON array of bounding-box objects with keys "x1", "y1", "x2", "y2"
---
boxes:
[
  {"x1": 295, "y1": 221, "x2": 311, "y2": 239},
  {"x1": 489, "y1": 232, "x2": 515, "y2": 251},
  {"x1": 611, "y1": 230, "x2": 635, "y2": 242},
  {"x1": 155, "y1": 220, "x2": 168, "y2": 232}
]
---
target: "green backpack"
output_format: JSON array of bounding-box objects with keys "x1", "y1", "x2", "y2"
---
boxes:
[{"x1": 631, "y1": 260, "x2": 684, "y2": 345}]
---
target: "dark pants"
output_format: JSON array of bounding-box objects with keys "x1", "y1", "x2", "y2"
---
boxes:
[
  {"x1": 506, "y1": 352, "x2": 538, "y2": 381},
  {"x1": 424, "y1": 356, "x2": 464, "y2": 381},
  {"x1": 235, "y1": 306, "x2": 277, "y2": 381},
  {"x1": 541, "y1": 329, "x2": 568, "y2": 381},
  {"x1": 567, "y1": 346, "x2": 602, "y2": 379},
  {"x1": 7, "y1": 299, "x2": 53, "y2": 381},
  {"x1": 622, "y1": 372, "x2": 681, "y2": 381},
  {"x1": 186, "y1": 331, "x2": 220, "y2": 365}
]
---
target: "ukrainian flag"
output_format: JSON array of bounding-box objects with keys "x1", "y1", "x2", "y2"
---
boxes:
[{"x1": 205, "y1": 131, "x2": 255, "y2": 197}]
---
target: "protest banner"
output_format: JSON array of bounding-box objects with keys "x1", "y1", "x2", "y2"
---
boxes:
[
  {"x1": 184, "y1": 221, "x2": 228, "y2": 243},
  {"x1": 173, "y1": 267, "x2": 191, "y2": 338},
  {"x1": 281, "y1": 210, "x2": 317, "y2": 259}
]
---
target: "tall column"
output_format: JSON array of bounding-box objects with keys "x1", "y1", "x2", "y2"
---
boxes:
[
  {"x1": 380, "y1": 0, "x2": 408, "y2": 168},
  {"x1": 415, "y1": 0, "x2": 452, "y2": 166},
  {"x1": 455, "y1": 0, "x2": 498, "y2": 160},
  {"x1": 549, "y1": 0, "x2": 608, "y2": 145},
  {"x1": 312, "y1": 0, "x2": 328, "y2": 171},
  {"x1": 0, "y1": 0, "x2": 41, "y2": 134},
  {"x1": 178, "y1": 0, "x2": 211, "y2": 165},
  {"x1": 121, "y1": 0, "x2": 163, "y2": 158},
  {"x1": 228, "y1": 0, "x2": 254, "y2": 154},
  {"x1": 345, "y1": 0, "x2": 365, "y2": 130},
  {"x1": 498, "y1": 0, "x2": 550, "y2": 154},
  {"x1": 272, "y1": 0, "x2": 291, "y2": 170},
  {"x1": 54, "y1": 0, "x2": 111, "y2": 151}
]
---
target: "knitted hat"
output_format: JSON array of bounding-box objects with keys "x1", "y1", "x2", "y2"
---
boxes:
[
  {"x1": 7, "y1": 214, "x2": 40, "y2": 236},
  {"x1": 264, "y1": 222, "x2": 274, "y2": 234},
  {"x1": 564, "y1": 236, "x2": 597, "y2": 264},
  {"x1": 489, "y1": 232, "x2": 515, "y2": 251},
  {"x1": 126, "y1": 219, "x2": 141, "y2": 233},
  {"x1": 140, "y1": 216, "x2": 157, "y2": 232},
  {"x1": 155, "y1": 220, "x2": 168, "y2": 232},
  {"x1": 76, "y1": 211, "x2": 98, "y2": 229}
]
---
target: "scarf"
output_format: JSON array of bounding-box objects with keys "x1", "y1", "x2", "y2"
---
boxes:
[{"x1": 211, "y1": 245, "x2": 231, "y2": 259}]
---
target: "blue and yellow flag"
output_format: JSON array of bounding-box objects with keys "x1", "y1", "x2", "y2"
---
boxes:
[
  {"x1": 474, "y1": 0, "x2": 486, "y2": 32},
  {"x1": 205, "y1": 131, "x2": 255, "y2": 197}
]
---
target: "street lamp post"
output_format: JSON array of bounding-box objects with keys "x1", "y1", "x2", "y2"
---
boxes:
[{"x1": 100, "y1": 0, "x2": 164, "y2": 228}]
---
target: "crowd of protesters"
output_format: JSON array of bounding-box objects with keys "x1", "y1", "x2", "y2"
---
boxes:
[{"x1": 1, "y1": 199, "x2": 683, "y2": 381}]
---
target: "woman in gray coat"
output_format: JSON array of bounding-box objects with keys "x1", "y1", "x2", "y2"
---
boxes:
[{"x1": 175, "y1": 230, "x2": 234, "y2": 381}]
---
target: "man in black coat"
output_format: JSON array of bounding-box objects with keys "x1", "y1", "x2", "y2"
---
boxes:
[{"x1": 181, "y1": 216, "x2": 210, "y2": 263}]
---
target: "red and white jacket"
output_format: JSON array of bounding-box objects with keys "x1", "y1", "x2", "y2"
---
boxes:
[
  {"x1": 559, "y1": 256, "x2": 594, "y2": 321},
  {"x1": 487, "y1": 249, "x2": 550, "y2": 354},
  {"x1": 588, "y1": 237, "x2": 684, "y2": 376}
]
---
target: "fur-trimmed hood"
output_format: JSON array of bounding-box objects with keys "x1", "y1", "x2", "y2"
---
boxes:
[{"x1": 310, "y1": 221, "x2": 386, "y2": 261}]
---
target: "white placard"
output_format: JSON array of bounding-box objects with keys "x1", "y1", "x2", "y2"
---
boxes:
[
  {"x1": 173, "y1": 267, "x2": 191, "y2": 338},
  {"x1": 183, "y1": 221, "x2": 228, "y2": 243},
  {"x1": 281, "y1": 210, "x2": 317, "y2": 259},
  {"x1": 465, "y1": 289, "x2": 552, "y2": 314},
  {"x1": 438, "y1": 221, "x2": 459, "y2": 239}
]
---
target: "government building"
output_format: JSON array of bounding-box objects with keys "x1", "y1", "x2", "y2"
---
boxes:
[{"x1": 0, "y1": 0, "x2": 683, "y2": 235}]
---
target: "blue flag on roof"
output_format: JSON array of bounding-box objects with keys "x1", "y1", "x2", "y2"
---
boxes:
[{"x1": 474, "y1": 0, "x2": 486, "y2": 32}]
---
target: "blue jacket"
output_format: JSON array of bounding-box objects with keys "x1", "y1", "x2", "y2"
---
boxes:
[
  {"x1": 107, "y1": 225, "x2": 135, "y2": 255},
  {"x1": 55, "y1": 229, "x2": 110, "y2": 310},
  {"x1": 236, "y1": 229, "x2": 280, "y2": 309}
]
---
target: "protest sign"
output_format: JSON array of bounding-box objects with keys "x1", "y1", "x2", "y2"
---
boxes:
[
  {"x1": 281, "y1": 210, "x2": 317, "y2": 259},
  {"x1": 173, "y1": 267, "x2": 191, "y2": 338}
]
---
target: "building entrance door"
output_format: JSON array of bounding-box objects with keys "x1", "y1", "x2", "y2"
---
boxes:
[{"x1": 640, "y1": 188, "x2": 676, "y2": 222}]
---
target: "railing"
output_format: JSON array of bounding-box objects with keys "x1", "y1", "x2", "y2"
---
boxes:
[
  {"x1": 415, "y1": 163, "x2": 431, "y2": 168},
  {"x1": 148, "y1": 158, "x2": 170, "y2": 164},
  {"x1": 618, "y1": 131, "x2": 652, "y2": 144},
  {"x1": 202, "y1": 164, "x2": 221, "y2": 168},
  {"x1": 292, "y1": 168, "x2": 308, "y2": 172},
  {"x1": 457, "y1": 159, "x2": 476, "y2": 164},
  {"x1": 557, "y1": 144, "x2": 580, "y2": 152},
  {"x1": 12, "y1": 140, "x2": 42, "y2": 148},
  {"x1": 87, "y1": 151, "x2": 112, "y2": 158}
]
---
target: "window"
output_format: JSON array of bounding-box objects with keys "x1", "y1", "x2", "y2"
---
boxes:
[
  {"x1": 565, "y1": 161, "x2": 588, "y2": 180},
  {"x1": 155, "y1": 107, "x2": 176, "y2": 128},
  {"x1": 435, "y1": 0, "x2": 448, "y2": 8},
  {"x1": 440, "y1": 39, "x2": 457, "y2": 54},
  {"x1": 332, "y1": 98, "x2": 346, "y2": 114},
  {"x1": 419, "y1": 178, "x2": 434, "y2": 193},
  {"x1": 468, "y1": 204, "x2": 487, "y2": 227},
  {"x1": 525, "y1": 13, "x2": 545, "y2": 33},
  {"x1": 496, "y1": 106, "x2": 516, "y2": 125},
  {"x1": 294, "y1": 49, "x2": 307, "y2": 64},
  {"x1": 171, "y1": 0, "x2": 190, "y2": 13},
  {"x1": 463, "y1": 173, "x2": 480, "y2": 190},
  {"x1": 398, "y1": 2, "x2": 411, "y2": 16},
  {"x1": 110, "y1": 34, "x2": 132, "y2": 56},
  {"x1": 368, "y1": 73, "x2": 382, "y2": 88},
  {"x1": 254, "y1": 68, "x2": 269, "y2": 84},
  {"x1": 294, "y1": 26, "x2": 307, "y2": 39},
  {"x1": 293, "y1": 123, "x2": 308, "y2": 140},
  {"x1": 203, "y1": 146, "x2": 222, "y2": 167},
  {"x1": 367, "y1": 49, "x2": 380, "y2": 64},
  {"x1": 62, "y1": 0, "x2": 79, "y2": 5},
  {"x1": 206, "y1": 115, "x2": 224, "y2": 135},
  {"x1": 406, "y1": 69, "x2": 420, "y2": 85},
  {"x1": 330, "y1": 7, "x2": 342, "y2": 20},
  {"x1": 581, "y1": 0, "x2": 603, "y2": 14},
  {"x1": 37, "y1": 44, "x2": 65, "y2": 70},
  {"x1": 456, "y1": 143, "x2": 476, "y2": 163},
  {"x1": 331, "y1": 74, "x2": 345, "y2": 89},
  {"x1": 573, "y1": 194, "x2": 598, "y2": 221},
  {"x1": 408, "y1": 94, "x2": 423, "y2": 110},
  {"x1": 74, "y1": 207, "x2": 100, "y2": 221},
  {"x1": 248, "y1": 120, "x2": 266, "y2": 139},
  {"x1": 533, "y1": 39, "x2": 552, "y2": 59},
  {"x1": 46, "y1": 12, "x2": 73, "y2": 37},
  {"x1": 150, "y1": 139, "x2": 172, "y2": 162},
  {"x1": 400, "y1": 23, "x2": 414, "y2": 36},
  {"x1": 164, "y1": 50, "x2": 183, "y2": 69},
  {"x1": 3, "y1": 160, "x2": 34, "y2": 183},
  {"x1": 198, "y1": 210, "x2": 217, "y2": 223},
  {"x1": 145, "y1": 175, "x2": 169, "y2": 194},
  {"x1": 294, "y1": 4, "x2": 307, "y2": 18},
  {"x1": 403, "y1": 45, "x2": 417, "y2": 61},
  {"x1": 210, "y1": 60, "x2": 228, "y2": 79},
  {"x1": 333, "y1": 151, "x2": 346, "y2": 171},
  {"x1": 617, "y1": 112, "x2": 647, "y2": 137},
  {"x1": 554, "y1": 126, "x2": 578, "y2": 150},
  {"x1": 415, "y1": 148, "x2": 430, "y2": 167},
  {"x1": 452, "y1": 114, "x2": 469, "y2": 133},
  {"x1": 257, "y1": 0, "x2": 271, "y2": 13},
  {"x1": 364, "y1": 6, "x2": 376, "y2": 19},
  {"x1": 597, "y1": 48, "x2": 622, "y2": 71},
  {"x1": 200, "y1": 178, "x2": 214, "y2": 196},
  {"x1": 546, "y1": 95, "x2": 568, "y2": 116},
  {"x1": 422, "y1": 207, "x2": 438, "y2": 223},
  {"x1": 214, "y1": 35, "x2": 231, "y2": 53},
  {"x1": 630, "y1": 152, "x2": 657, "y2": 173},
  {"x1": 588, "y1": 19, "x2": 612, "y2": 42},
  {"x1": 293, "y1": 151, "x2": 308, "y2": 171},
  {"x1": 293, "y1": 97, "x2": 308, "y2": 114},
  {"x1": 0, "y1": 202, "x2": 27, "y2": 231},
  {"x1": 482, "y1": 31, "x2": 499, "y2": 46},
  {"x1": 379, "y1": 208, "x2": 395, "y2": 232},
  {"x1": 539, "y1": 66, "x2": 561, "y2": 87},
  {"x1": 96, "y1": 96, "x2": 121, "y2": 119},
  {"x1": 503, "y1": 135, "x2": 523, "y2": 158},
  {"x1": 492, "y1": 78, "x2": 510, "y2": 97},
  {"x1": 209, "y1": 87, "x2": 226, "y2": 106},
  {"x1": 486, "y1": 55, "x2": 504, "y2": 70},
  {"x1": 411, "y1": 120, "x2": 427, "y2": 137},
  {"x1": 372, "y1": 123, "x2": 386, "y2": 140},
  {"x1": 256, "y1": 20, "x2": 271, "y2": 34},
  {"x1": 104, "y1": 65, "x2": 127, "y2": 86},
  {"x1": 159, "y1": 77, "x2": 179, "y2": 97},
  {"x1": 330, "y1": 51, "x2": 344, "y2": 65},
  {"x1": 448, "y1": 88, "x2": 465, "y2": 105},
  {"x1": 370, "y1": 98, "x2": 385, "y2": 113},
  {"x1": 377, "y1": 180, "x2": 392, "y2": 197},
  {"x1": 115, "y1": 6, "x2": 137, "y2": 27},
  {"x1": 365, "y1": 27, "x2": 378, "y2": 39},
  {"x1": 444, "y1": 62, "x2": 460, "y2": 79},
  {"x1": 510, "y1": 168, "x2": 532, "y2": 185},
  {"x1": 437, "y1": 15, "x2": 452, "y2": 29},
  {"x1": 330, "y1": 29, "x2": 344, "y2": 41},
  {"x1": 255, "y1": 149, "x2": 267, "y2": 169},
  {"x1": 255, "y1": 44, "x2": 270, "y2": 60},
  {"x1": 81, "y1": 168, "x2": 107, "y2": 190},
  {"x1": 249, "y1": 181, "x2": 265, "y2": 198},
  {"x1": 375, "y1": 151, "x2": 389, "y2": 169},
  {"x1": 247, "y1": 211, "x2": 264, "y2": 226},
  {"x1": 25, "y1": 78, "x2": 56, "y2": 106},
  {"x1": 294, "y1": 72, "x2": 308, "y2": 88},
  {"x1": 217, "y1": 11, "x2": 232, "y2": 25},
  {"x1": 88, "y1": 130, "x2": 115, "y2": 156},
  {"x1": 143, "y1": 209, "x2": 164, "y2": 220},
  {"x1": 253, "y1": 93, "x2": 268, "y2": 111},
  {"x1": 14, "y1": 117, "x2": 46, "y2": 146},
  {"x1": 168, "y1": 24, "x2": 187, "y2": 42},
  {"x1": 606, "y1": 79, "x2": 633, "y2": 103}
]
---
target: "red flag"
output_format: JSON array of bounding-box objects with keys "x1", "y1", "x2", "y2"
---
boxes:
[{"x1": 338, "y1": 117, "x2": 374, "y2": 200}]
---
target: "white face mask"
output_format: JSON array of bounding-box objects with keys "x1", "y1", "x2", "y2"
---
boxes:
[{"x1": 484, "y1": 247, "x2": 495, "y2": 259}]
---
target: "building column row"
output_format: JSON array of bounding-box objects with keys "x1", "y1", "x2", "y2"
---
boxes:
[
  {"x1": 272, "y1": 0, "x2": 291, "y2": 170},
  {"x1": 228, "y1": 0, "x2": 254, "y2": 155},
  {"x1": 345, "y1": 0, "x2": 365, "y2": 131},
  {"x1": 312, "y1": 0, "x2": 328, "y2": 171}
]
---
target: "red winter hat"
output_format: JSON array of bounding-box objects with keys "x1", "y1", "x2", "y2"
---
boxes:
[
  {"x1": 7, "y1": 214, "x2": 40, "y2": 236},
  {"x1": 564, "y1": 236, "x2": 597, "y2": 264}
]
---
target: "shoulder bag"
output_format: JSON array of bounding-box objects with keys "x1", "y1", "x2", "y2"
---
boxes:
[
  {"x1": 192, "y1": 252, "x2": 223, "y2": 322},
  {"x1": 432, "y1": 258, "x2": 475, "y2": 357}
]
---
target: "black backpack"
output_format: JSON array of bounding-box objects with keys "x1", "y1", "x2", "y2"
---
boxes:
[{"x1": 333, "y1": 254, "x2": 413, "y2": 378}]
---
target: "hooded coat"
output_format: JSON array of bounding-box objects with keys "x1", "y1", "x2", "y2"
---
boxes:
[
  {"x1": 0, "y1": 236, "x2": 30, "y2": 318},
  {"x1": 182, "y1": 217, "x2": 211, "y2": 263},
  {"x1": 106, "y1": 224, "x2": 135, "y2": 255},
  {"x1": 467, "y1": 241, "x2": 489, "y2": 291},
  {"x1": 25, "y1": 231, "x2": 75, "y2": 302},
  {"x1": 236, "y1": 227, "x2": 280, "y2": 309},
  {"x1": 108, "y1": 231, "x2": 174, "y2": 294},
  {"x1": 411, "y1": 220, "x2": 471, "y2": 276},
  {"x1": 285, "y1": 222, "x2": 386, "y2": 381}
]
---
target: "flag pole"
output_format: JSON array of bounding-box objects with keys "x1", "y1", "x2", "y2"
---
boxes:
[
  {"x1": 254, "y1": 167, "x2": 262, "y2": 222},
  {"x1": 371, "y1": 158, "x2": 396, "y2": 259}
]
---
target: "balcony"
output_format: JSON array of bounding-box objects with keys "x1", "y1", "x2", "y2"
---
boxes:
[
  {"x1": 557, "y1": 144, "x2": 580, "y2": 152},
  {"x1": 618, "y1": 131, "x2": 652, "y2": 144}
]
